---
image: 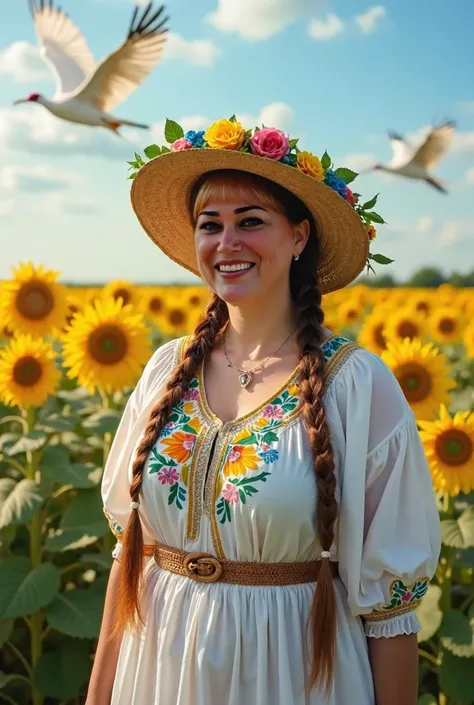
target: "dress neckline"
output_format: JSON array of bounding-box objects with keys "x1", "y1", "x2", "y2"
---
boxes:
[{"x1": 195, "y1": 333, "x2": 337, "y2": 428}]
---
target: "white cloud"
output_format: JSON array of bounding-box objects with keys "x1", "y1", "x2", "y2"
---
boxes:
[
  {"x1": 0, "y1": 107, "x2": 141, "y2": 160},
  {"x1": 308, "y1": 14, "x2": 345, "y2": 40},
  {"x1": 0, "y1": 199, "x2": 15, "y2": 217},
  {"x1": 207, "y1": 0, "x2": 322, "y2": 40},
  {"x1": 355, "y1": 6, "x2": 387, "y2": 34},
  {"x1": 164, "y1": 33, "x2": 220, "y2": 67},
  {"x1": 0, "y1": 165, "x2": 79, "y2": 193},
  {"x1": 452, "y1": 131, "x2": 474, "y2": 155},
  {"x1": 458, "y1": 101, "x2": 474, "y2": 115},
  {"x1": 466, "y1": 168, "x2": 474, "y2": 184},
  {"x1": 0, "y1": 41, "x2": 50, "y2": 83},
  {"x1": 338, "y1": 152, "x2": 376, "y2": 171}
]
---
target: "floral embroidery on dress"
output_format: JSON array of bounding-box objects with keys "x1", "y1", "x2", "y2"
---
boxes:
[
  {"x1": 216, "y1": 387, "x2": 300, "y2": 524},
  {"x1": 364, "y1": 576, "x2": 430, "y2": 621},
  {"x1": 103, "y1": 507, "x2": 123, "y2": 539},
  {"x1": 148, "y1": 377, "x2": 201, "y2": 510}
]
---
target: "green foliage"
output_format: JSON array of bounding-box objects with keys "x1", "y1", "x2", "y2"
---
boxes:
[{"x1": 164, "y1": 118, "x2": 184, "y2": 143}]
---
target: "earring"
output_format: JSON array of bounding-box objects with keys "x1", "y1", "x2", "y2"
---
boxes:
[{"x1": 294, "y1": 254, "x2": 300, "y2": 261}]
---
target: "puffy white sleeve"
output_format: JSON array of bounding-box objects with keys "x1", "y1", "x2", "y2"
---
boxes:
[
  {"x1": 327, "y1": 348, "x2": 441, "y2": 638},
  {"x1": 101, "y1": 338, "x2": 181, "y2": 559}
]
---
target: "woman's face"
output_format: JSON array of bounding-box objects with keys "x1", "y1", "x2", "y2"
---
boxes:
[{"x1": 194, "y1": 188, "x2": 309, "y2": 305}]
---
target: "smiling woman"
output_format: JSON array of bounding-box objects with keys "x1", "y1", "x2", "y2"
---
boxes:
[{"x1": 86, "y1": 117, "x2": 440, "y2": 705}]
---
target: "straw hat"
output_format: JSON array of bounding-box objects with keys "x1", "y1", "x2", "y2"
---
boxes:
[{"x1": 130, "y1": 118, "x2": 385, "y2": 294}]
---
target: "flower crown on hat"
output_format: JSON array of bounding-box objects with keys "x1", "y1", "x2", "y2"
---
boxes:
[{"x1": 128, "y1": 116, "x2": 393, "y2": 275}]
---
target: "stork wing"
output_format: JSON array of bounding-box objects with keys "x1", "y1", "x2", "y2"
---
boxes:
[
  {"x1": 387, "y1": 130, "x2": 413, "y2": 167},
  {"x1": 74, "y1": 3, "x2": 168, "y2": 113},
  {"x1": 29, "y1": 0, "x2": 96, "y2": 98},
  {"x1": 410, "y1": 121, "x2": 456, "y2": 169}
]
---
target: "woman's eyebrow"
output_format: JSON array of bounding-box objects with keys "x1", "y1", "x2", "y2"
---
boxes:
[{"x1": 198, "y1": 205, "x2": 267, "y2": 217}]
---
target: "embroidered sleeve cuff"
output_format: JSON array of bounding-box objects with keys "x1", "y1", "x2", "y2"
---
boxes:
[
  {"x1": 104, "y1": 507, "x2": 123, "y2": 541},
  {"x1": 363, "y1": 576, "x2": 429, "y2": 624},
  {"x1": 364, "y1": 611, "x2": 421, "y2": 638}
]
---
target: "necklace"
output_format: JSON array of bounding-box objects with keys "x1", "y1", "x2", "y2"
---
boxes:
[{"x1": 223, "y1": 326, "x2": 297, "y2": 389}]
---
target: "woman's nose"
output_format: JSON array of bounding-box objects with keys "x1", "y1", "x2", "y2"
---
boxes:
[{"x1": 217, "y1": 225, "x2": 241, "y2": 252}]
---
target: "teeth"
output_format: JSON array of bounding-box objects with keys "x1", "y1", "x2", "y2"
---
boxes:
[{"x1": 219, "y1": 263, "x2": 253, "y2": 272}]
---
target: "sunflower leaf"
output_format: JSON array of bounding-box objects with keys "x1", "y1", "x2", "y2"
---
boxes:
[
  {"x1": 0, "y1": 478, "x2": 44, "y2": 528},
  {"x1": 6, "y1": 431, "x2": 48, "y2": 456},
  {"x1": 82, "y1": 411, "x2": 121, "y2": 435},
  {"x1": 440, "y1": 508, "x2": 474, "y2": 548}
]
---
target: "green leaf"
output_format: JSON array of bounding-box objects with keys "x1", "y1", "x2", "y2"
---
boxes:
[
  {"x1": 441, "y1": 508, "x2": 474, "y2": 548},
  {"x1": 289, "y1": 138, "x2": 299, "y2": 148},
  {"x1": 416, "y1": 584, "x2": 442, "y2": 642},
  {"x1": 161, "y1": 145, "x2": 171, "y2": 154},
  {"x1": 0, "y1": 478, "x2": 44, "y2": 528},
  {"x1": 82, "y1": 410, "x2": 121, "y2": 435},
  {"x1": 144, "y1": 144, "x2": 162, "y2": 159},
  {"x1": 228, "y1": 114, "x2": 237, "y2": 123},
  {"x1": 321, "y1": 151, "x2": 331, "y2": 170},
  {"x1": 439, "y1": 609, "x2": 474, "y2": 657},
  {"x1": 439, "y1": 649, "x2": 474, "y2": 703},
  {"x1": 334, "y1": 167, "x2": 358, "y2": 184},
  {"x1": 164, "y1": 118, "x2": 184, "y2": 143},
  {"x1": 365, "y1": 211, "x2": 386, "y2": 225},
  {"x1": 45, "y1": 488, "x2": 108, "y2": 552},
  {"x1": 42, "y1": 446, "x2": 102, "y2": 489},
  {"x1": 456, "y1": 547, "x2": 474, "y2": 568},
  {"x1": 0, "y1": 558, "x2": 60, "y2": 619},
  {"x1": 45, "y1": 588, "x2": 105, "y2": 638},
  {"x1": 80, "y1": 553, "x2": 113, "y2": 571},
  {"x1": 362, "y1": 193, "x2": 379, "y2": 210},
  {"x1": 35, "y1": 638, "x2": 91, "y2": 699},
  {"x1": 371, "y1": 254, "x2": 395, "y2": 265},
  {"x1": 0, "y1": 620, "x2": 13, "y2": 648},
  {"x1": 6, "y1": 430, "x2": 47, "y2": 456},
  {"x1": 37, "y1": 413, "x2": 78, "y2": 433}
]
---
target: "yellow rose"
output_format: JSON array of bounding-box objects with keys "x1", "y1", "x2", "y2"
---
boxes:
[
  {"x1": 296, "y1": 151, "x2": 324, "y2": 181},
  {"x1": 204, "y1": 118, "x2": 246, "y2": 150},
  {"x1": 367, "y1": 224, "x2": 377, "y2": 241}
]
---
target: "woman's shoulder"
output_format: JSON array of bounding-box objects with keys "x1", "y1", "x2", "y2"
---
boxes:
[{"x1": 134, "y1": 336, "x2": 188, "y2": 405}]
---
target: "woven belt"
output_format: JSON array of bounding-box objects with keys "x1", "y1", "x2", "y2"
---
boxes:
[{"x1": 148, "y1": 542, "x2": 338, "y2": 586}]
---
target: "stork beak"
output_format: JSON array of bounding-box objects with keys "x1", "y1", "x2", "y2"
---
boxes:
[{"x1": 13, "y1": 99, "x2": 28, "y2": 105}]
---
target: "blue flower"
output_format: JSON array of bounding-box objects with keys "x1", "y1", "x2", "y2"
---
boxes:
[
  {"x1": 260, "y1": 449, "x2": 279, "y2": 464},
  {"x1": 281, "y1": 153, "x2": 297, "y2": 166},
  {"x1": 324, "y1": 169, "x2": 347, "y2": 198},
  {"x1": 185, "y1": 130, "x2": 205, "y2": 147}
]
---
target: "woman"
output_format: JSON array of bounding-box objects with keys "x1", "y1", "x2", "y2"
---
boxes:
[{"x1": 86, "y1": 119, "x2": 440, "y2": 705}]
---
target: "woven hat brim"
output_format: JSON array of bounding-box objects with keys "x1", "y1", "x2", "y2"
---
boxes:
[{"x1": 130, "y1": 149, "x2": 369, "y2": 294}]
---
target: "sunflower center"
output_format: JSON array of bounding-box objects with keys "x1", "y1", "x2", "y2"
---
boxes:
[
  {"x1": 435, "y1": 429, "x2": 473, "y2": 466},
  {"x1": 16, "y1": 281, "x2": 54, "y2": 321},
  {"x1": 13, "y1": 356, "x2": 43, "y2": 387},
  {"x1": 374, "y1": 323, "x2": 387, "y2": 350},
  {"x1": 149, "y1": 297, "x2": 163, "y2": 313},
  {"x1": 396, "y1": 362, "x2": 432, "y2": 402},
  {"x1": 87, "y1": 325, "x2": 128, "y2": 365},
  {"x1": 438, "y1": 317, "x2": 455, "y2": 334},
  {"x1": 397, "y1": 321, "x2": 419, "y2": 340},
  {"x1": 189, "y1": 295, "x2": 201, "y2": 307},
  {"x1": 416, "y1": 301, "x2": 430, "y2": 314},
  {"x1": 346, "y1": 309, "x2": 358, "y2": 322},
  {"x1": 113, "y1": 288, "x2": 131, "y2": 306},
  {"x1": 169, "y1": 309, "x2": 185, "y2": 326}
]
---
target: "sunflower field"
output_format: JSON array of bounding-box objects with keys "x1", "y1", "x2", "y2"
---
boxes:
[{"x1": 0, "y1": 262, "x2": 473, "y2": 705}]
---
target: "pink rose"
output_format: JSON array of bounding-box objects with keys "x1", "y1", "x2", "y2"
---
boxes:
[
  {"x1": 171, "y1": 138, "x2": 193, "y2": 152},
  {"x1": 250, "y1": 127, "x2": 290, "y2": 160},
  {"x1": 345, "y1": 187, "x2": 355, "y2": 205},
  {"x1": 222, "y1": 483, "x2": 239, "y2": 504}
]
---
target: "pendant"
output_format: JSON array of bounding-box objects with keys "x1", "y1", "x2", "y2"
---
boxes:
[{"x1": 239, "y1": 372, "x2": 252, "y2": 389}]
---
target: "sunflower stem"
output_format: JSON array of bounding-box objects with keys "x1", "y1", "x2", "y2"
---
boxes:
[
  {"x1": 25, "y1": 407, "x2": 44, "y2": 705},
  {"x1": 0, "y1": 415, "x2": 28, "y2": 431}
]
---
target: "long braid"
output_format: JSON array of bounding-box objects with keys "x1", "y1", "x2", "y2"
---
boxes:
[
  {"x1": 293, "y1": 255, "x2": 338, "y2": 695},
  {"x1": 114, "y1": 294, "x2": 229, "y2": 635}
]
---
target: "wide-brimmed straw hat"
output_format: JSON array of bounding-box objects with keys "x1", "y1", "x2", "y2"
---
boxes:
[{"x1": 130, "y1": 117, "x2": 388, "y2": 294}]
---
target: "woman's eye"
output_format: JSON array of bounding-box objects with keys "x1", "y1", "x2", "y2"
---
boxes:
[
  {"x1": 240, "y1": 217, "x2": 263, "y2": 227},
  {"x1": 199, "y1": 221, "x2": 221, "y2": 231}
]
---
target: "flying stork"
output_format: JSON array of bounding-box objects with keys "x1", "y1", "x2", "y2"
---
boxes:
[{"x1": 13, "y1": 1, "x2": 169, "y2": 133}]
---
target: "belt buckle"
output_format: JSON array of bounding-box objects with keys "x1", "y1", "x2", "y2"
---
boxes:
[{"x1": 183, "y1": 552, "x2": 223, "y2": 583}]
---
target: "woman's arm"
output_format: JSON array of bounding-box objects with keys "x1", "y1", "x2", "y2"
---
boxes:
[
  {"x1": 85, "y1": 560, "x2": 123, "y2": 705},
  {"x1": 368, "y1": 633, "x2": 418, "y2": 705}
]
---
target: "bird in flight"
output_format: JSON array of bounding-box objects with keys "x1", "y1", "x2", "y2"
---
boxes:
[
  {"x1": 13, "y1": 1, "x2": 169, "y2": 133},
  {"x1": 370, "y1": 121, "x2": 456, "y2": 193}
]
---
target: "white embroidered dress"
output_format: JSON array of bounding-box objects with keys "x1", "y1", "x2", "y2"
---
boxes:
[{"x1": 102, "y1": 335, "x2": 440, "y2": 705}]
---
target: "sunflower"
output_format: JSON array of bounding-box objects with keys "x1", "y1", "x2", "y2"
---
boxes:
[
  {"x1": 139, "y1": 287, "x2": 167, "y2": 322},
  {"x1": 0, "y1": 262, "x2": 68, "y2": 337},
  {"x1": 429, "y1": 306, "x2": 464, "y2": 345},
  {"x1": 408, "y1": 292, "x2": 434, "y2": 317},
  {"x1": 337, "y1": 300, "x2": 362, "y2": 327},
  {"x1": 358, "y1": 308, "x2": 389, "y2": 355},
  {"x1": 103, "y1": 279, "x2": 138, "y2": 308},
  {"x1": 419, "y1": 405, "x2": 474, "y2": 495},
  {"x1": 0, "y1": 334, "x2": 61, "y2": 408},
  {"x1": 382, "y1": 338, "x2": 455, "y2": 421},
  {"x1": 64, "y1": 292, "x2": 84, "y2": 329},
  {"x1": 62, "y1": 297, "x2": 152, "y2": 394},
  {"x1": 384, "y1": 308, "x2": 426, "y2": 344},
  {"x1": 183, "y1": 286, "x2": 210, "y2": 311},
  {"x1": 157, "y1": 304, "x2": 191, "y2": 337}
]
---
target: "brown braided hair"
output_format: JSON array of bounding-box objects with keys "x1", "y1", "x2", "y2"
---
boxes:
[{"x1": 115, "y1": 170, "x2": 338, "y2": 693}]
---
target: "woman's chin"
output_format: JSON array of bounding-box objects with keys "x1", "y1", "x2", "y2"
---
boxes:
[{"x1": 214, "y1": 281, "x2": 258, "y2": 306}]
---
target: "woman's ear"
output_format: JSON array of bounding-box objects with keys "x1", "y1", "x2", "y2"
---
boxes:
[{"x1": 294, "y1": 219, "x2": 310, "y2": 255}]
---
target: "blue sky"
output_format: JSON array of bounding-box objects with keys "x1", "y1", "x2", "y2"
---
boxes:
[{"x1": 1, "y1": 0, "x2": 473, "y2": 285}]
